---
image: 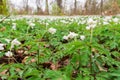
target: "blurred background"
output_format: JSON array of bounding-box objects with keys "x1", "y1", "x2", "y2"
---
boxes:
[{"x1": 0, "y1": 0, "x2": 120, "y2": 15}]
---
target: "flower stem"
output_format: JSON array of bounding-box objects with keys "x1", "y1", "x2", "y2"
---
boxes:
[{"x1": 90, "y1": 28, "x2": 94, "y2": 80}]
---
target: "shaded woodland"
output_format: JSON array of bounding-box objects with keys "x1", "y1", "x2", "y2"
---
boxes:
[{"x1": 0, "y1": 0, "x2": 120, "y2": 15}]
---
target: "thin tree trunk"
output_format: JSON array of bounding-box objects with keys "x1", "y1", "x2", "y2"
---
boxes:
[
  {"x1": 56, "y1": 0, "x2": 62, "y2": 13},
  {"x1": 92, "y1": 0, "x2": 96, "y2": 14},
  {"x1": 101, "y1": 0, "x2": 103, "y2": 15},
  {"x1": 74, "y1": 0, "x2": 77, "y2": 14},
  {"x1": 45, "y1": 0, "x2": 49, "y2": 15},
  {"x1": 36, "y1": 0, "x2": 43, "y2": 14},
  {"x1": 23, "y1": 0, "x2": 29, "y2": 14},
  {"x1": 84, "y1": 0, "x2": 88, "y2": 15},
  {"x1": 56, "y1": 0, "x2": 62, "y2": 9}
]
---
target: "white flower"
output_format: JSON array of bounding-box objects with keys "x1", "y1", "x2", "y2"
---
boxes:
[
  {"x1": 87, "y1": 18, "x2": 94, "y2": 24},
  {"x1": 86, "y1": 24, "x2": 96, "y2": 30},
  {"x1": 48, "y1": 28, "x2": 56, "y2": 34},
  {"x1": 46, "y1": 23, "x2": 49, "y2": 26},
  {"x1": 103, "y1": 22, "x2": 109, "y2": 25},
  {"x1": 63, "y1": 35, "x2": 69, "y2": 40},
  {"x1": 11, "y1": 39, "x2": 21, "y2": 48},
  {"x1": 29, "y1": 23, "x2": 35, "y2": 29},
  {"x1": 12, "y1": 23, "x2": 16, "y2": 30},
  {"x1": 61, "y1": 20, "x2": 68, "y2": 24},
  {"x1": 113, "y1": 18, "x2": 119, "y2": 23},
  {"x1": 68, "y1": 32, "x2": 78, "y2": 39},
  {"x1": 11, "y1": 39, "x2": 21, "y2": 46},
  {"x1": 86, "y1": 26, "x2": 91, "y2": 30},
  {"x1": 104, "y1": 17, "x2": 112, "y2": 22},
  {"x1": 80, "y1": 35, "x2": 85, "y2": 40},
  {"x1": 86, "y1": 18, "x2": 97, "y2": 30},
  {"x1": 90, "y1": 24, "x2": 96, "y2": 29},
  {"x1": 12, "y1": 25, "x2": 16, "y2": 30},
  {"x1": 5, "y1": 51, "x2": 13, "y2": 57},
  {"x1": 0, "y1": 43, "x2": 5, "y2": 50},
  {"x1": 87, "y1": 18, "x2": 96, "y2": 25}
]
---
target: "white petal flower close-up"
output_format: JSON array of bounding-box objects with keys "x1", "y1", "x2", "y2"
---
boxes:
[
  {"x1": 63, "y1": 35, "x2": 69, "y2": 40},
  {"x1": 0, "y1": 43, "x2": 5, "y2": 50},
  {"x1": 86, "y1": 18, "x2": 97, "y2": 30},
  {"x1": 80, "y1": 35, "x2": 85, "y2": 40},
  {"x1": 5, "y1": 51, "x2": 13, "y2": 57},
  {"x1": 67, "y1": 32, "x2": 78, "y2": 39},
  {"x1": 86, "y1": 26, "x2": 91, "y2": 30},
  {"x1": 104, "y1": 16, "x2": 112, "y2": 22},
  {"x1": 113, "y1": 18, "x2": 119, "y2": 23},
  {"x1": 87, "y1": 18, "x2": 97, "y2": 25},
  {"x1": 103, "y1": 22, "x2": 109, "y2": 25},
  {"x1": 86, "y1": 23, "x2": 96, "y2": 30},
  {"x1": 48, "y1": 27, "x2": 57, "y2": 34},
  {"x1": 11, "y1": 39, "x2": 21, "y2": 48},
  {"x1": 29, "y1": 23, "x2": 35, "y2": 29}
]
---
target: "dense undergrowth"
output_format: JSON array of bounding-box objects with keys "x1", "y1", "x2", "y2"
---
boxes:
[{"x1": 0, "y1": 16, "x2": 120, "y2": 80}]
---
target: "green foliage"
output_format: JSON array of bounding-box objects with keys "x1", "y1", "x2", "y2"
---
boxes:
[
  {"x1": 51, "y1": 3, "x2": 62, "y2": 15},
  {"x1": 0, "y1": 16, "x2": 120, "y2": 79}
]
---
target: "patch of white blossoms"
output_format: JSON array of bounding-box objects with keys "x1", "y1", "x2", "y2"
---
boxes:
[
  {"x1": 103, "y1": 22, "x2": 109, "y2": 25},
  {"x1": 80, "y1": 35, "x2": 85, "y2": 40},
  {"x1": 0, "y1": 43, "x2": 5, "y2": 50},
  {"x1": 113, "y1": 18, "x2": 119, "y2": 23},
  {"x1": 48, "y1": 27, "x2": 57, "y2": 34},
  {"x1": 86, "y1": 18, "x2": 97, "y2": 30},
  {"x1": 68, "y1": 32, "x2": 78, "y2": 39},
  {"x1": 27, "y1": 21, "x2": 35, "y2": 29},
  {"x1": 87, "y1": 18, "x2": 96, "y2": 25},
  {"x1": 104, "y1": 16, "x2": 112, "y2": 22},
  {"x1": 5, "y1": 51, "x2": 13, "y2": 57},
  {"x1": 63, "y1": 32, "x2": 78, "y2": 40},
  {"x1": 63, "y1": 35, "x2": 69, "y2": 40},
  {"x1": 11, "y1": 39, "x2": 21, "y2": 49},
  {"x1": 29, "y1": 22, "x2": 35, "y2": 29}
]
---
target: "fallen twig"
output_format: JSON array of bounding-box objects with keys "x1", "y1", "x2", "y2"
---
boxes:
[{"x1": 0, "y1": 14, "x2": 10, "y2": 23}]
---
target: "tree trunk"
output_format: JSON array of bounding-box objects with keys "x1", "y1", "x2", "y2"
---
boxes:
[
  {"x1": 56, "y1": 0, "x2": 62, "y2": 9},
  {"x1": 92, "y1": 0, "x2": 97, "y2": 14},
  {"x1": 74, "y1": 0, "x2": 77, "y2": 14},
  {"x1": 101, "y1": 0, "x2": 103, "y2": 15},
  {"x1": 56, "y1": 0, "x2": 62, "y2": 13},
  {"x1": 36, "y1": 0, "x2": 43, "y2": 14},
  {"x1": 45, "y1": 0, "x2": 49, "y2": 15},
  {"x1": 85, "y1": 0, "x2": 91, "y2": 15},
  {"x1": 23, "y1": 0, "x2": 29, "y2": 14}
]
